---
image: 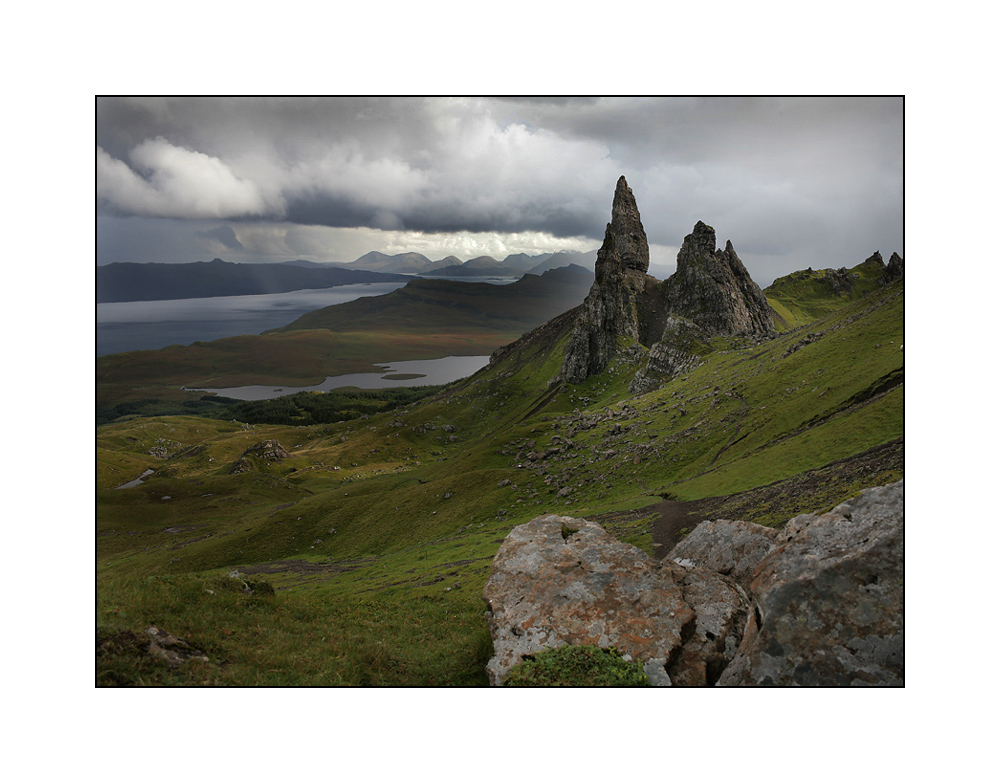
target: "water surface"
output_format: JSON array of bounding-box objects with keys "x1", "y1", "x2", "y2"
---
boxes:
[
  {"x1": 96, "y1": 282, "x2": 409, "y2": 356},
  {"x1": 191, "y1": 355, "x2": 492, "y2": 401}
]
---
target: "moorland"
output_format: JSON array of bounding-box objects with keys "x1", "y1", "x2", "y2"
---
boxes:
[{"x1": 96, "y1": 188, "x2": 903, "y2": 686}]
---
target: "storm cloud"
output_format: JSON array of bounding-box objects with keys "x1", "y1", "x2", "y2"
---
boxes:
[{"x1": 96, "y1": 97, "x2": 903, "y2": 284}]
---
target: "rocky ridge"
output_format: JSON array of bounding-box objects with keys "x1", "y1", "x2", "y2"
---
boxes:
[{"x1": 483, "y1": 480, "x2": 903, "y2": 686}]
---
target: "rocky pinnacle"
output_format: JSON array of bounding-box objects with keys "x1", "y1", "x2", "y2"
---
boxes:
[
  {"x1": 595, "y1": 175, "x2": 650, "y2": 281},
  {"x1": 560, "y1": 177, "x2": 650, "y2": 383},
  {"x1": 662, "y1": 221, "x2": 775, "y2": 337}
]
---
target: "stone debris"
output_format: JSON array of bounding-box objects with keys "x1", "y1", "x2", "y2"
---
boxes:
[{"x1": 145, "y1": 625, "x2": 209, "y2": 667}]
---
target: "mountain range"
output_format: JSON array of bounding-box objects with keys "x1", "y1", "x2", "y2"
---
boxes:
[
  {"x1": 96, "y1": 258, "x2": 410, "y2": 303},
  {"x1": 97, "y1": 249, "x2": 602, "y2": 303}
]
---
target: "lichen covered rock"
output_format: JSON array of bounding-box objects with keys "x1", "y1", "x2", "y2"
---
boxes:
[
  {"x1": 718, "y1": 480, "x2": 904, "y2": 686},
  {"x1": 666, "y1": 518, "x2": 779, "y2": 590},
  {"x1": 483, "y1": 514, "x2": 695, "y2": 685}
]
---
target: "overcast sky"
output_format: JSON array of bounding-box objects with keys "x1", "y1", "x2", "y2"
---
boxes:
[{"x1": 96, "y1": 96, "x2": 903, "y2": 286}]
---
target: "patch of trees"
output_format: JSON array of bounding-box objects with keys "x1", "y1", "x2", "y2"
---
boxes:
[
  {"x1": 218, "y1": 387, "x2": 443, "y2": 426},
  {"x1": 96, "y1": 387, "x2": 443, "y2": 427}
]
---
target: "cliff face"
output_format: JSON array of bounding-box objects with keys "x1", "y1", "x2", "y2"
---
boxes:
[{"x1": 560, "y1": 177, "x2": 774, "y2": 387}]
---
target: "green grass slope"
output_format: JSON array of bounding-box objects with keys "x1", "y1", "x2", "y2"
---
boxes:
[
  {"x1": 97, "y1": 276, "x2": 903, "y2": 686},
  {"x1": 268, "y1": 267, "x2": 593, "y2": 335},
  {"x1": 765, "y1": 255, "x2": 888, "y2": 330}
]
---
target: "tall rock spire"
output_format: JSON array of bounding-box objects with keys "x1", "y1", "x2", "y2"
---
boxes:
[
  {"x1": 595, "y1": 176, "x2": 650, "y2": 281},
  {"x1": 560, "y1": 176, "x2": 650, "y2": 383}
]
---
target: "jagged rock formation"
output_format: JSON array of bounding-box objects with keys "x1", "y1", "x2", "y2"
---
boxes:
[
  {"x1": 883, "y1": 251, "x2": 904, "y2": 284},
  {"x1": 662, "y1": 221, "x2": 775, "y2": 337},
  {"x1": 559, "y1": 179, "x2": 774, "y2": 389},
  {"x1": 560, "y1": 176, "x2": 650, "y2": 383},
  {"x1": 483, "y1": 481, "x2": 904, "y2": 686}
]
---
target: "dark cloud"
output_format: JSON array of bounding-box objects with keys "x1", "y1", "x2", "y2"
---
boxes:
[{"x1": 95, "y1": 97, "x2": 903, "y2": 280}]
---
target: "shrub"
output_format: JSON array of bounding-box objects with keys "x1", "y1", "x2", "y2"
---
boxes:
[{"x1": 504, "y1": 645, "x2": 650, "y2": 687}]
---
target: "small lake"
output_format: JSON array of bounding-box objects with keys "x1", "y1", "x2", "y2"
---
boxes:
[
  {"x1": 96, "y1": 282, "x2": 409, "y2": 356},
  {"x1": 190, "y1": 354, "x2": 492, "y2": 400}
]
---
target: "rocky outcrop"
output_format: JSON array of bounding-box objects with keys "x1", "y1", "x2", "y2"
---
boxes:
[
  {"x1": 666, "y1": 518, "x2": 779, "y2": 590},
  {"x1": 662, "y1": 221, "x2": 775, "y2": 337},
  {"x1": 560, "y1": 176, "x2": 650, "y2": 383},
  {"x1": 883, "y1": 252, "x2": 904, "y2": 284},
  {"x1": 718, "y1": 480, "x2": 904, "y2": 686},
  {"x1": 483, "y1": 514, "x2": 696, "y2": 686},
  {"x1": 228, "y1": 439, "x2": 290, "y2": 474},
  {"x1": 483, "y1": 481, "x2": 904, "y2": 686},
  {"x1": 145, "y1": 625, "x2": 210, "y2": 666},
  {"x1": 559, "y1": 179, "x2": 773, "y2": 388},
  {"x1": 242, "y1": 440, "x2": 290, "y2": 461}
]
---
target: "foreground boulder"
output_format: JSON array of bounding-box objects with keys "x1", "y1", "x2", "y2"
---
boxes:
[
  {"x1": 666, "y1": 518, "x2": 779, "y2": 590},
  {"x1": 484, "y1": 481, "x2": 904, "y2": 686},
  {"x1": 483, "y1": 515, "x2": 695, "y2": 686},
  {"x1": 718, "y1": 480, "x2": 904, "y2": 686},
  {"x1": 666, "y1": 561, "x2": 750, "y2": 686}
]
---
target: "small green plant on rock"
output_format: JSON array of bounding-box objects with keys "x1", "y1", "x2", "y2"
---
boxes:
[{"x1": 503, "y1": 644, "x2": 650, "y2": 686}]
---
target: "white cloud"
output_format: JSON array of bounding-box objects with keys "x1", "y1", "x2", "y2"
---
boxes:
[{"x1": 96, "y1": 138, "x2": 281, "y2": 219}]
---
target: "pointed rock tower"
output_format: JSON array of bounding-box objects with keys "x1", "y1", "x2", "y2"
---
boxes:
[
  {"x1": 560, "y1": 176, "x2": 650, "y2": 383},
  {"x1": 662, "y1": 221, "x2": 775, "y2": 337}
]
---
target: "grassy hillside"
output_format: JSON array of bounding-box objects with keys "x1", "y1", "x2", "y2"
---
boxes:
[
  {"x1": 764, "y1": 255, "x2": 888, "y2": 329},
  {"x1": 96, "y1": 275, "x2": 903, "y2": 685},
  {"x1": 268, "y1": 267, "x2": 593, "y2": 334}
]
